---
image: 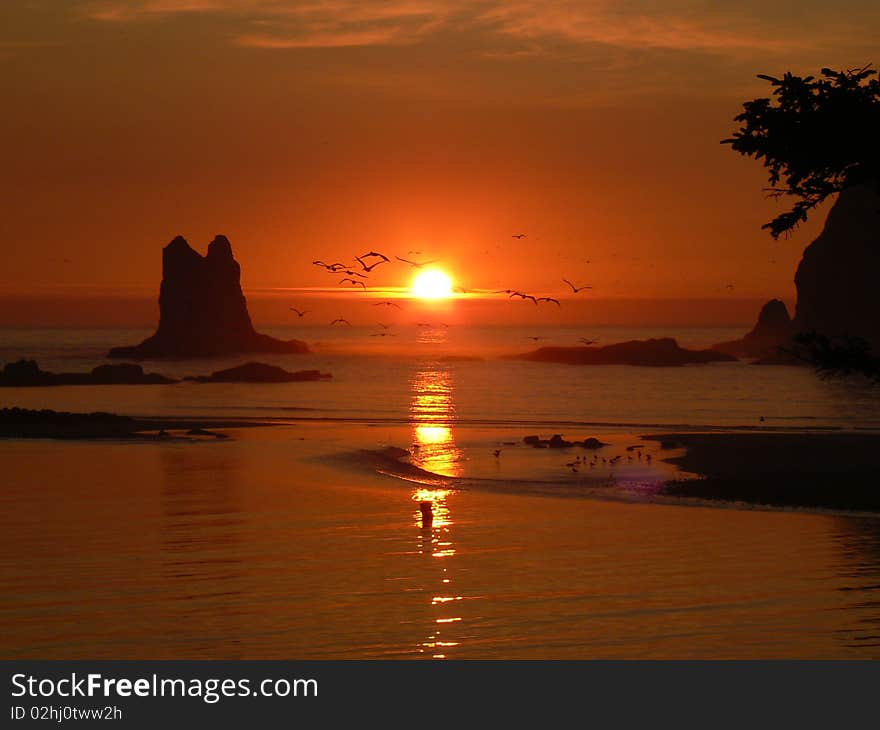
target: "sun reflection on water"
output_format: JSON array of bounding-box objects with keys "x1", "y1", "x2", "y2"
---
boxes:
[
  {"x1": 409, "y1": 366, "x2": 462, "y2": 477},
  {"x1": 409, "y1": 361, "x2": 463, "y2": 658}
]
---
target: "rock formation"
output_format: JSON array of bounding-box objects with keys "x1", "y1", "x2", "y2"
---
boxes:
[
  {"x1": 184, "y1": 362, "x2": 331, "y2": 383},
  {"x1": 792, "y1": 185, "x2": 880, "y2": 352},
  {"x1": 108, "y1": 235, "x2": 309, "y2": 359},
  {"x1": 713, "y1": 299, "x2": 795, "y2": 361},
  {"x1": 513, "y1": 338, "x2": 736, "y2": 366},
  {"x1": 0, "y1": 359, "x2": 176, "y2": 386}
]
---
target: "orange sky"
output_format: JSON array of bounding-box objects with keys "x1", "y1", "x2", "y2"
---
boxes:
[{"x1": 2, "y1": 1, "x2": 879, "y2": 324}]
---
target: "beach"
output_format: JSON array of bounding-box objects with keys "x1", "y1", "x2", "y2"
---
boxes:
[
  {"x1": 2, "y1": 419, "x2": 880, "y2": 659},
  {"x1": 2, "y1": 324, "x2": 880, "y2": 659}
]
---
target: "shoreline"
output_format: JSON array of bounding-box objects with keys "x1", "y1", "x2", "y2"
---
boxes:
[{"x1": 647, "y1": 432, "x2": 880, "y2": 513}]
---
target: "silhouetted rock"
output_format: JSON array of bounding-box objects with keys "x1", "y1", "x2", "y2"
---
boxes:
[
  {"x1": 0, "y1": 359, "x2": 176, "y2": 386},
  {"x1": 513, "y1": 338, "x2": 736, "y2": 366},
  {"x1": 792, "y1": 185, "x2": 880, "y2": 353},
  {"x1": 522, "y1": 434, "x2": 608, "y2": 449},
  {"x1": 712, "y1": 299, "x2": 796, "y2": 361},
  {"x1": 185, "y1": 361, "x2": 331, "y2": 383},
  {"x1": 108, "y1": 235, "x2": 309, "y2": 359}
]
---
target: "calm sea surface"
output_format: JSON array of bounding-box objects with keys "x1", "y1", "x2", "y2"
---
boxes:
[{"x1": 2, "y1": 325, "x2": 880, "y2": 658}]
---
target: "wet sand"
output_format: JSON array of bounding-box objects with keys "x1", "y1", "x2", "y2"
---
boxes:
[
  {"x1": 649, "y1": 432, "x2": 880, "y2": 512},
  {"x1": 3, "y1": 424, "x2": 880, "y2": 659}
]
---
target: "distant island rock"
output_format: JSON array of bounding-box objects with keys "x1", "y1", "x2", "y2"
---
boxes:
[
  {"x1": 0, "y1": 359, "x2": 176, "y2": 386},
  {"x1": 184, "y1": 362, "x2": 331, "y2": 383},
  {"x1": 712, "y1": 299, "x2": 795, "y2": 361},
  {"x1": 108, "y1": 235, "x2": 309, "y2": 359},
  {"x1": 512, "y1": 338, "x2": 736, "y2": 366}
]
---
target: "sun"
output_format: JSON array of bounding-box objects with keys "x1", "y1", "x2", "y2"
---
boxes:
[{"x1": 412, "y1": 269, "x2": 453, "y2": 299}]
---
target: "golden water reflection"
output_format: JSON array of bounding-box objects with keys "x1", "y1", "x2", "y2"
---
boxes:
[
  {"x1": 409, "y1": 362, "x2": 463, "y2": 658},
  {"x1": 409, "y1": 366, "x2": 462, "y2": 477}
]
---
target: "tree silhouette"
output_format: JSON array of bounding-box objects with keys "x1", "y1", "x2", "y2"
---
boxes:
[{"x1": 722, "y1": 65, "x2": 880, "y2": 238}]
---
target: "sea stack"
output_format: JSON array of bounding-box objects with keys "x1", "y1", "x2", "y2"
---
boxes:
[
  {"x1": 108, "y1": 235, "x2": 309, "y2": 359},
  {"x1": 713, "y1": 299, "x2": 794, "y2": 360}
]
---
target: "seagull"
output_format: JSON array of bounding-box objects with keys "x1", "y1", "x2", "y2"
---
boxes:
[
  {"x1": 355, "y1": 257, "x2": 387, "y2": 273},
  {"x1": 578, "y1": 337, "x2": 599, "y2": 346},
  {"x1": 563, "y1": 279, "x2": 592, "y2": 293},
  {"x1": 536, "y1": 297, "x2": 560, "y2": 306},
  {"x1": 493, "y1": 289, "x2": 517, "y2": 295},
  {"x1": 339, "y1": 269, "x2": 366, "y2": 278},
  {"x1": 512, "y1": 234, "x2": 527, "y2": 239},
  {"x1": 370, "y1": 332, "x2": 396, "y2": 337},
  {"x1": 377, "y1": 323, "x2": 392, "y2": 330},
  {"x1": 289, "y1": 308, "x2": 310, "y2": 317},
  {"x1": 395, "y1": 256, "x2": 438, "y2": 268},
  {"x1": 510, "y1": 291, "x2": 538, "y2": 304},
  {"x1": 313, "y1": 260, "x2": 349, "y2": 272},
  {"x1": 330, "y1": 318, "x2": 351, "y2": 325},
  {"x1": 340, "y1": 278, "x2": 366, "y2": 289},
  {"x1": 492, "y1": 449, "x2": 502, "y2": 458},
  {"x1": 526, "y1": 336, "x2": 545, "y2": 342},
  {"x1": 373, "y1": 301, "x2": 402, "y2": 309}
]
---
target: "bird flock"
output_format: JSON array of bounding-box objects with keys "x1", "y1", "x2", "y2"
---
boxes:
[{"x1": 292, "y1": 234, "x2": 601, "y2": 345}]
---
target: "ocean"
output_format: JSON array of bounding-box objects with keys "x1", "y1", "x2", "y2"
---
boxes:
[{"x1": 2, "y1": 324, "x2": 880, "y2": 659}]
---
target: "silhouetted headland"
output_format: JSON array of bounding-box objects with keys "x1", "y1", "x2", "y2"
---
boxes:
[
  {"x1": 108, "y1": 235, "x2": 309, "y2": 359},
  {"x1": 713, "y1": 186, "x2": 880, "y2": 365},
  {"x1": 650, "y1": 432, "x2": 880, "y2": 512},
  {"x1": 512, "y1": 338, "x2": 736, "y2": 366}
]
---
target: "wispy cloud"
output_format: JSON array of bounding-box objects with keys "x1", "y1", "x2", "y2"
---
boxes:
[{"x1": 79, "y1": 0, "x2": 876, "y2": 57}]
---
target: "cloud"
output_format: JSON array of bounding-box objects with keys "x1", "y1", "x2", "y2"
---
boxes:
[{"x1": 79, "y1": 0, "x2": 877, "y2": 58}]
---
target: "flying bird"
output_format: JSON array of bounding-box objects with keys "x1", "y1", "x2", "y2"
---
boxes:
[
  {"x1": 373, "y1": 301, "x2": 402, "y2": 309},
  {"x1": 537, "y1": 297, "x2": 561, "y2": 306},
  {"x1": 578, "y1": 338, "x2": 599, "y2": 346},
  {"x1": 510, "y1": 291, "x2": 538, "y2": 304},
  {"x1": 563, "y1": 279, "x2": 592, "y2": 293},
  {"x1": 289, "y1": 308, "x2": 310, "y2": 317},
  {"x1": 526, "y1": 336, "x2": 545, "y2": 342},
  {"x1": 330, "y1": 318, "x2": 351, "y2": 325},
  {"x1": 395, "y1": 256, "x2": 438, "y2": 268},
  {"x1": 377, "y1": 323, "x2": 392, "y2": 330},
  {"x1": 492, "y1": 449, "x2": 502, "y2": 458},
  {"x1": 339, "y1": 269, "x2": 367, "y2": 278},
  {"x1": 511, "y1": 234, "x2": 527, "y2": 239},
  {"x1": 340, "y1": 278, "x2": 366, "y2": 288},
  {"x1": 313, "y1": 260, "x2": 349, "y2": 272}
]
